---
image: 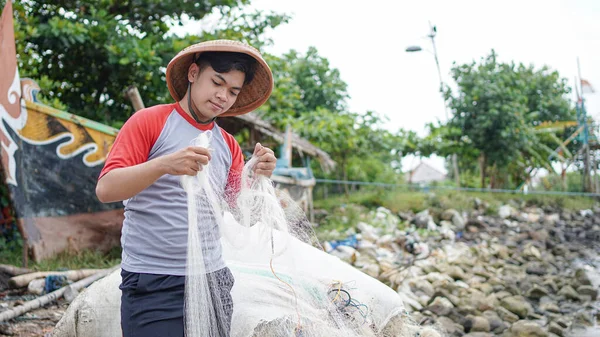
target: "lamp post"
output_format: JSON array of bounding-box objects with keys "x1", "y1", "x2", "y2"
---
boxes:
[
  {"x1": 406, "y1": 23, "x2": 460, "y2": 187},
  {"x1": 405, "y1": 23, "x2": 448, "y2": 120}
]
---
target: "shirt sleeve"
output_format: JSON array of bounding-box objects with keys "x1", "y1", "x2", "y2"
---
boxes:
[
  {"x1": 220, "y1": 128, "x2": 244, "y2": 202},
  {"x1": 99, "y1": 105, "x2": 172, "y2": 179}
]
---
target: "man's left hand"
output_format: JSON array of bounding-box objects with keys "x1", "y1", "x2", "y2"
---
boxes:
[{"x1": 253, "y1": 143, "x2": 276, "y2": 177}]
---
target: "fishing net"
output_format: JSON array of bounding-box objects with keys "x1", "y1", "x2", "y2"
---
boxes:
[{"x1": 181, "y1": 132, "x2": 441, "y2": 337}]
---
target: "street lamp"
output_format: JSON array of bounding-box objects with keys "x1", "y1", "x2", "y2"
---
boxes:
[
  {"x1": 406, "y1": 23, "x2": 460, "y2": 188},
  {"x1": 405, "y1": 23, "x2": 447, "y2": 120},
  {"x1": 405, "y1": 46, "x2": 423, "y2": 53}
]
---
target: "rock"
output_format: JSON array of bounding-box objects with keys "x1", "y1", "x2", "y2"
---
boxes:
[
  {"x1": 356, "y1": 222, "x2": 380, "y2": 242},
  {"x1": 462, "y1": 315, "x2": 491, "y2": 333},
  {"x1": 500, "y1": 295, "x2": 533, "y2": 319},
  {"x1": 509, "y1": 320, "x2": 548, "y2": 337},
  {"x1": 539, "y1": 302, "x2": 560, "y2": 314},
  {"x1": 427, "y1": 296, "x2": 454, "y2": 316},
  {"x1": 499, "y1": 205, "x2": 515, "y2": 219},
  {"x1": 547, "y1": 322, "x2": 564, "y2": 337},
  {"x1": 442, "y1": 209, "x2": 466, "y2": 231},
  {"x1": 554, "y1": 317, "x2": 569, "y2": 329},
  {"x1": 496, "y1": 306, "x2": 520, "y2": 323},
  {"x1": 436, "y1": 316, "x2": 464, "y2": 336},
  {"x1": 432, "y1": 289, "x2": 461, "y2": 307},
  {"x1": 557, "y1": 285, "x2": 580, "y2": 301},
  {"x1": 542, "y1": 279, "x2": 559, "y2": 293},
  {"x1": 522, "y1": 244, "x2": 542, "y2": 260},
  {"x1": 0, "y1": 324, "x2": 14, "y2": 336},
  {"x1": 474, "y1": 283, "x2": 494, "y2": 296},
  {"x1": 413, "y1": 209, "x2": 436, "y2": 230},
  {"x1": 494, "y1": 290, "x2": 512, "y2": 300},
  {"x1": 482, "y1": 310, "x2": 507, "y2": 333},
  {"x1": 409, "y1": 278, "x2": 435, "y2": 298},
  {"x1": 576, "y1": 285, "x2": 597, "y2": 300},
  {"x1": 447, "y1": 266, "x2": 467, "y2": 280},
  {"x1": 525, "y1": 262, "x2": 549, "y2": 276},
  {"x1": 396, "y1": 289, "x2": 423, "y2": 311},
  {"x1": 574, "y1": 268, "x2": 592, "y2": 287},
  {"x1": 526, "y1": 284, "x2": 550, "y2": 300},
  {"x1": 462, "y1": 333, "x2": 493, "y2": 337},
  {"x1": 543, "y1": 214, "x2": 560, "y2": 225},
  {"x1": 573, "y1": 310, "x2": 595, "y2": 326}
]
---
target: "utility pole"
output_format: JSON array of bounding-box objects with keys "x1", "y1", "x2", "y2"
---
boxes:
[
  {"x1": 577, "y1": 58, "x2": 591, "y2": 192},
  {"x1": 427, "y1": 23, "x2": 460, "y2": 188}
]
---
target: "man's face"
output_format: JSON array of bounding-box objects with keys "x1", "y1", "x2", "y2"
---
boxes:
[{"x1": 188, "y1": 64, "x2": 245, "y2": 120}]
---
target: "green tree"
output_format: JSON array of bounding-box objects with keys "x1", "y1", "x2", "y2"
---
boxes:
[
  {"x1": 8, "y1": 0, "x2": 288, "y2": 127},
  {"x1": 260, "y1": 47, "x2": 349, "y2": 128},
  {"x1": 444, "y1": 50, "x2": 574, "y2": 188}
]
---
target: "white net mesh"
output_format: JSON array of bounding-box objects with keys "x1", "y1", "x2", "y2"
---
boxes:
[{"x1": 181, "y1": 133, "x2": 440, "y2": 337}]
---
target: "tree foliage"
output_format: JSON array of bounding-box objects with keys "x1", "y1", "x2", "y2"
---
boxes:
[
  {"x1": 442, "y1": 50, "x2": 575, "y2": 188},
  {"x1": 9, "y1": 0, "x2": 288, "y2": 127},
  {"x1": 6, "y1": 0, "x2": 409, "y2": 184}
]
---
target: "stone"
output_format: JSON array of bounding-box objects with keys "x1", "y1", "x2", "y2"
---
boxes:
[
  {"x1": 495, "y1": 306, "x2": 520, "y2": 323},
  {"x1": 525, "y1": 262, "x2": 548, "y2": 276},
  {"x1": 436, "y1": 316, "x2": 464, "y2": 336},
  {"x1": 413, "y1": 209, "x2": 436, "y2": 229},
  {"x1": 509, "y1": 320, "x2": 548, "y2": 337},
  {"x1": 539, "y1": 302, "x2": 560, "y2": 314},
  {"x1": 427, "y1": 296, "x2": 454, "y2": 316},
  {"x1": 557, "y1": 285, "x2": 580, "y2": 301},
  {"x1": 576, "y1": 285, "x2": 598, "y2": 300},
  {"x1": 474, "y1": 283, "x2": 494, "y2": 295},
  {"x1": 499, "y1": 205, "x2": 515, "y2": 219},
  {"x1": 494, "y1": 290, "x2": 512, "y2": 300},
  {"x1": 573, "y1": 310, "x2": 594, "y2": 327},
  {"x1": 462, "y1": 333, "x2": 493, "y2": 337},
  {"x1": 574, "y1": 268, "x2": 592, "y2": 287},
  {"x1": 522, "y1": 244, "x2": 542, "y2": 260},
  {"x1": 526, "y1": 284, "x2": 550, "y2": 300},
  {"x1": 409, "y1": 279, "x2": 435, "y2": 298},
  {"x1": 542, "y1": 279, "x2": 559, "y2": 293},
  {"x1": 462, "y1": 315, "x2": 491, "y2": 333},
  {"x1": 500, "y1": 295, "x2": 533, "y2": 319},
  {"x1": 447, "y1": 266, "x2": 467, "y2": 281},
  {"x1": 482, "y1": 310, "x2": 507, "y2": 333},
  {"x1": 547, "y1": 322, "x2": 564, "y2": 337}
]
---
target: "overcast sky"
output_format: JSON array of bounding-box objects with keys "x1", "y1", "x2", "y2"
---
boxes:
[{"x1": 178, "y1": 0, "x2": 600, "y2": 173}]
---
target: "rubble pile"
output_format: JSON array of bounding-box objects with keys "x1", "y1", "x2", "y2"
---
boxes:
[{"x1": 322, "y1": 201, "x2": 600, "y2": 337}]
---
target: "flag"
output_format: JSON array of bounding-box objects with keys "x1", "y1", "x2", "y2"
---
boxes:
[
  {"x1": 0, "y1": 1, "x2": 24, "y2": 185},
  {"x1": 581, "y1": 79, "x2": 595, "y2": 94}
]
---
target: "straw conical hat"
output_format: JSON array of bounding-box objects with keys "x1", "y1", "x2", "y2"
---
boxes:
[{"x1": 166, "y1": 40, "x2": 273, "y2": 117}]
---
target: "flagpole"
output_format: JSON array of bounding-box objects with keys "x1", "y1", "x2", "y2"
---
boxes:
[{"x1": 577, "y1": 57, "x2": 591, "y2": 192}]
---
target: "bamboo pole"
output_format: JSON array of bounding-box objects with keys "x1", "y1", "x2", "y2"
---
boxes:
[
  {"x1": 125, "y1": 86, "x2": 145, "y2": 112},
  {"x1": 0, "y1": 264, "x2": 31, "y2": 276},
  {"x1": 0, "y1": 266, "x2": 119, "y2": 322},
  {"x1": 9, "y1": 269, "x2": 106, "y2": 288}
]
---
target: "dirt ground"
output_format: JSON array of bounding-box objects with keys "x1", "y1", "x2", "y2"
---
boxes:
[{"x1": 0, "y1": 284, "x2": 68, "y2": 337}]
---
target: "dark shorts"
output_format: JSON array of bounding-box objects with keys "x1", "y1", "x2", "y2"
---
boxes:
[{"x1": 120, "y1": 267, "x2": 235, "y2": 337}]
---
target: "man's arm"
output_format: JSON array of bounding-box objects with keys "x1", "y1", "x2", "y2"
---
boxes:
[
  {"x1": 96, "y1": 158, "x2": 166, "y2": 203},
  {"x1": 96, "y1": 146, "x2": 211, "y2": 203}
]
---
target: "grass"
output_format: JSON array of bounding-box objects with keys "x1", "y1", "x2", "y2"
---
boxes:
[
  {"x1": 313, "y1": 188, "x2": 599, "y2": 240},
  {"x1": 315, "y1": 188, "x2": 599, "y2": 214},
  {"x1": 30, "y1": 246, "x2": 122, "y2": 271},
  {"x1": 0, "y1": 236, "x2": 121, "y2": 271}
]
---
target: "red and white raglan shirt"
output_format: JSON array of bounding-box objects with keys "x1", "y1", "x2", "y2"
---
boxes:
[{"x1": 99, "y1": 102, "x2": 244, "y2": 275}]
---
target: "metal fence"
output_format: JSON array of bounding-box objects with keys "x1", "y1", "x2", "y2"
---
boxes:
[{"x1": 314, "y1": 178, "x2": 600, "y2": 199}]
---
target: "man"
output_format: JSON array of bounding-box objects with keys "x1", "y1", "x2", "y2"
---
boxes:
[{"x1": 96, "y1": 40, "x2": 277, "y2": 337}]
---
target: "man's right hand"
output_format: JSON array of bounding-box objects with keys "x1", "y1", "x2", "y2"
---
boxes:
[{"x1": 159, "y1": 146, "x2": 212, "y2": 176}]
